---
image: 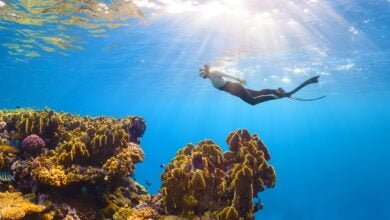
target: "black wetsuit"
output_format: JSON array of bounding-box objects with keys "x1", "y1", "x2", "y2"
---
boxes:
[
  {"x1": 218, "y1": 75, "x2": 320, "y2": 105},
  {"x1": 219, "y1": 82, "x2": 280, "y2": 105}
]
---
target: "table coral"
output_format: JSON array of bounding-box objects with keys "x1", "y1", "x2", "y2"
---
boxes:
[
  {"x1": 0, "y1": 191, "x2": 45, "y2": 219},
  {"x1": 160, "y1": 129, "x2": 276, "y2": 219}
]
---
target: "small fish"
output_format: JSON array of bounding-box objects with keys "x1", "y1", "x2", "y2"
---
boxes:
[
  {"x1": 0, "y1": 172, "x2": 14, "y2": 182},
  {"x1": 145, "y1": 180, "x2": 151, "y2": 187},
  {"x1": 160, "y1": 163, "x2": 165, "y2": 168},
  {"x1": 11, "y1": 140, "x2": 20, "y2": 147},
  {"x1": 253, "y1": 198, "x2": 263, "y2": 212}
]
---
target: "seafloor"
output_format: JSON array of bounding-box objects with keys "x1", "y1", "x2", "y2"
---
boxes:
[{"x1": 0, "y1": 109, "x2": 276, "y2": 220}]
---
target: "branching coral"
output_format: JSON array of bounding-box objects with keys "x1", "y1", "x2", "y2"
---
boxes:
[
  {"x1": 160, "y1": 129, "x2": 276, "y2": 219},
  {"x1": 56, "y1": 136, "x2": 90, "y2": 165},
  {"x1": 12, "y1": 110, "x2": 61, "y2": 139},
  {"x1": 160, "y1": 141, "x2": 230, "y2": 217},
  {"x1": 0, "y1": 109, "x2": 277, "y2": 220},
  {"x1": 0, "y1": 191, "x2": 45, "y2": 219},
  {"x1": 103, "y1": 143, "x2": 144, "y2": 179},
  {"x1": 102, "y1": 179, "x2": 152, "y2": 219},
  {"x1": 0, "y1": 109, "x2": 147, "y2": 219}
]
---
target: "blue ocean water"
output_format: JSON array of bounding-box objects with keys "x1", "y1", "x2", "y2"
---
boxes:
[{"x1": 1, "y1": 0, "x2": 390, "y2": 219}]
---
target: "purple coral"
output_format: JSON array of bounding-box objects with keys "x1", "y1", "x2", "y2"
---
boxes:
[{"x1": 21, "y1": 134, "x2": 45, "y2": 153}]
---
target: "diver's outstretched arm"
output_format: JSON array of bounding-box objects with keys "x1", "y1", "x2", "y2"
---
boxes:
[{"x1": 287, "y1": 75, "x2": 320, "y2": 96}]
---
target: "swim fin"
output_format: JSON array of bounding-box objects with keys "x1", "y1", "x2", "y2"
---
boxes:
[{"x1": 289, "y1": 95, "x2": 326, "y2": 101}]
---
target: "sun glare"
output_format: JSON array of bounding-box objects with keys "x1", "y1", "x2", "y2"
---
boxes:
[{"x1": 133, "y1": 0, "x2": 367, "y2": 82}]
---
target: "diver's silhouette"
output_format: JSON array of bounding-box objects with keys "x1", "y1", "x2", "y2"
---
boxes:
[{"x1": 199, "y1": 64, "x2": 325, "y2": 105}]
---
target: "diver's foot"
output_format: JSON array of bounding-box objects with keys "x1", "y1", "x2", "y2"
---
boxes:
[
  {"x1": 276, "y1": 88, "x2": 289, "y2": 98},
  {"x1": 307, "y1": 75, "x2": 320, "y2": 84}
]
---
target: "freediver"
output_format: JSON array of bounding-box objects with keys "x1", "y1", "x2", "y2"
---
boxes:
[{"x1": 199, "y1": 64, "x2": 325, "y2": 105}]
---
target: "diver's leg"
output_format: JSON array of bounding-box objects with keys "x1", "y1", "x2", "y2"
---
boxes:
[
  {"x1": 254, "y1": 95, "x2": 279, "y2": 104},
  {"x1": 247, "y1": 89, "x2": 278, "y2": 97},
  {"x1": 287, "y1": 75, "x2": 320, "y2": 96},
  {"x1": 220, "y1": 82, "x2": 259, "y2": 105},
  {"x1": 220, "y1": 82, "x2": 284, "y2": 105}
]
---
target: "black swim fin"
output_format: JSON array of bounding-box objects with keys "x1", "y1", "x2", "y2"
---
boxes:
[
  {"x1": 287, "y1": 75, "x2": 321, "y2": 97},
  {"x1": 289, "y1": 95, "x2": 326, "y2": 101}
]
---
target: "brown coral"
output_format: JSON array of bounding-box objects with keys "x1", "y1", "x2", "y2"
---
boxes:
[
  {"x1": 0, "y1": 109, "x2": 277, "y2": 220},
  {"x1": 102, "y1": 179, "x2": 151, "y2": 219},
  {"x1": 160, "y1": 129, "x2": 276, "y2": 219},
  {"x1": 0, "y1": 144, "x2": 20, "y2": 155},
  {"x1": 0, "y1": 191, "x2": 45, "y2": 219},
  {"x1": 103, "y1": 143, "x2": 144, "y2": 179},
  {"x1": 33, "y1": 164, "x2": 68, "y2": 187}
]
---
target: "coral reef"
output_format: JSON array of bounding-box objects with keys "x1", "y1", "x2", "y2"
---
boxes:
[
  {"x1": 0, "y1": 109, "x2": 276, "y2": 219},
  {"x1": 0, "y1": 109, "x2": 147, "y2": 219},
  {"x1": 0, "y1": 191, "x2": 45, "y2": 219},
  {"x1": 160, "y1": 129, "x2": 276, "y2": 219}
]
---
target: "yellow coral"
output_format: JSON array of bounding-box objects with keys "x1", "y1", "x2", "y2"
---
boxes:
[
  {"x1": 56, "y1": 137, "x2": 90, "y2": 165},
  {"x1": 0, "y1": 191, "x2": 45, "y2": 219},
  {"x1": 103, "y1": 143, "x2": 144, "y2": 178},
  {"x1": 160, "y1": 129, "x2": 276, "y2": 219},
  {"x1": 0, "y1": 153, "x2": 4, "y2": 169},
  {"x1": 217, "y1": 206, "x2": 239, "y2": 220},
  {"x1": 126, "y1": 206, "x2": 159, "y2": 220},
  {"x1": 161, "y1": 141, "x2": 228, "y2": 217},
  {"x1": 102, "y1": 182, "x2": 151, "y2": 219},
  {"x1": 43, "y1": 212, "x2": 55, "y2": 220},
  {"x1": 33, "y1": 165, "x2": 68, "y2": 187},
  {"x1": 13, "y1": 110, "x2": 61, "y2": 138},
  {"x1": 191, "y1": 170, "x2": 206, "y2": 190},
  {"x1": 0, "y1": 109, "x2": 147, "y2": 220},
  {"x1": 0, "y1": 144, "x2": 20, "y2": 154}
]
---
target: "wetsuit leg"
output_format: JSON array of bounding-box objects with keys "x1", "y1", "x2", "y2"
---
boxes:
[
  {"x1": 251, "y1": 95, "x2": 279, "y2": 104},
  {"x1": 220, "y1": 82, "x2": 279, "y2": 105},
  {"x1": 246, "y1": 89, "x2": 279, "y2": 97}
]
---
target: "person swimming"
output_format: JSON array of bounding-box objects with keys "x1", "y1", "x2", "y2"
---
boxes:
[{"x1": 199, "y1": 64, "x2": 325, "y2": 105}]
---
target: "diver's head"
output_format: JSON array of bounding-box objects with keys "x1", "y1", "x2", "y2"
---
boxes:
[{"x1": 199, "y1": 64, "x2": 210, "y2": 79}]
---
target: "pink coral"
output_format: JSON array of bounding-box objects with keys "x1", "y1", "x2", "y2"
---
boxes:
[{"x1": 21, "y1": 134, "x2": 45, "y2": 153}]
